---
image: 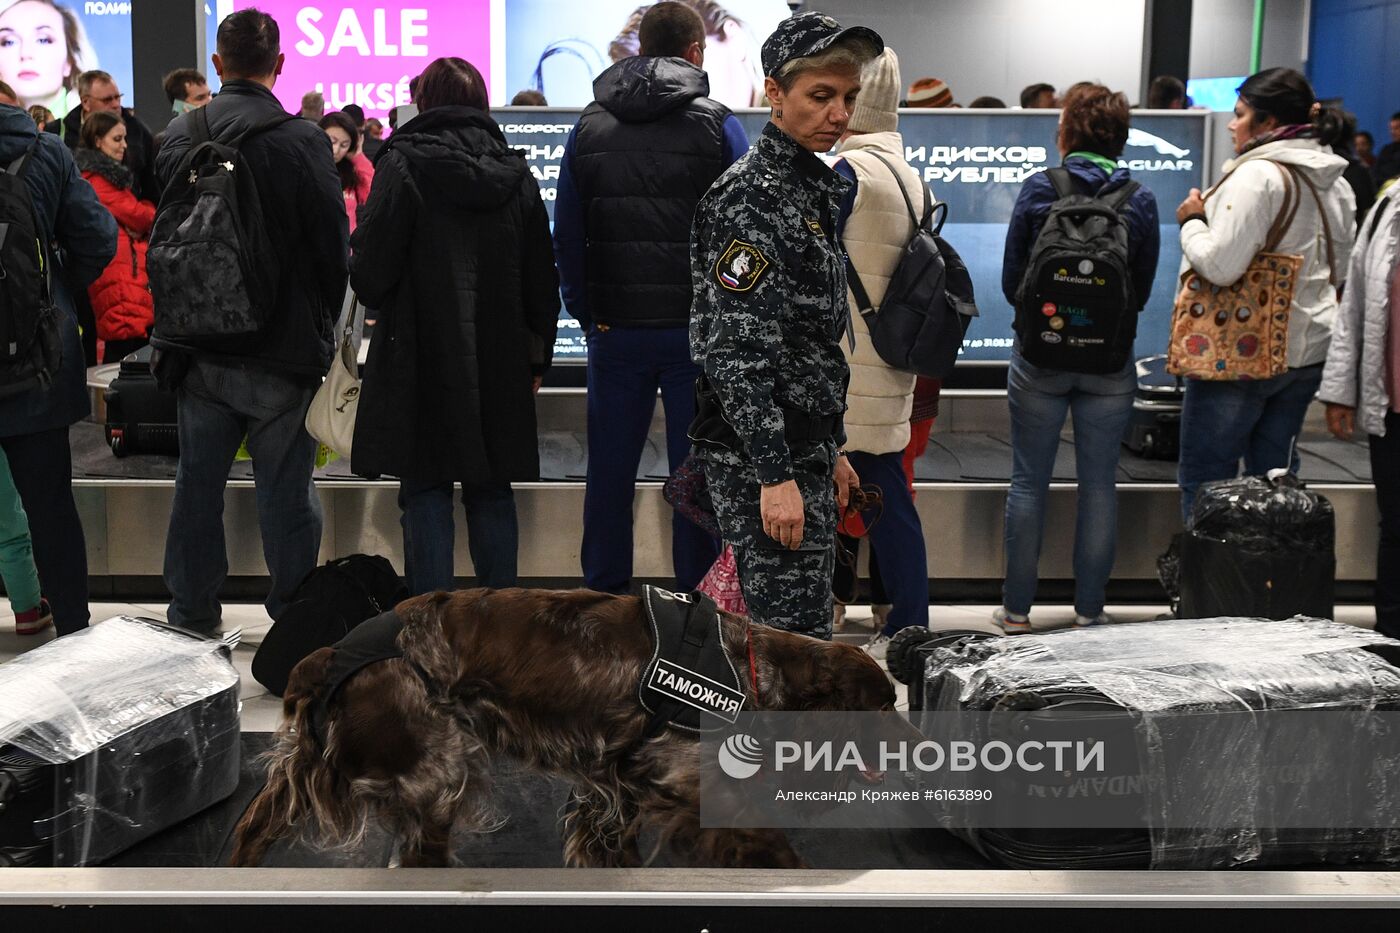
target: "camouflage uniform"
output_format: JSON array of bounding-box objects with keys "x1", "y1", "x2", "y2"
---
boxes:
[{"x1": 689, "y1": 122, "x2": 853, "y2": 639}]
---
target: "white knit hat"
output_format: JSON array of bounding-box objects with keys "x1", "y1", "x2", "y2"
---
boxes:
[{"x1": 847, "y1": 48, "x2": 901, "y2": 134}]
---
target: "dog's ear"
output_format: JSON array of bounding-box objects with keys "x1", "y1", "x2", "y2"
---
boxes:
[{"x1": 284, "y1": 646, "x2": 336, "y2": 714}]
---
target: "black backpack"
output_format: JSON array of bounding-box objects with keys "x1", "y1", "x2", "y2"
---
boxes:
[
  {"x1": 844, "y1": 151, "x2": 978, "y2": 379},
  {"x1": 0, "y1": 139, "x2": 61, "y2": 401},
  {"x1": 1014, "y1": 167, "x2": 1140, "y2": 373},
  {"x1": 251, "y1": 554, "x2": 409, "y2": 697},
  {"x1": 148, "y1": 108, "x2": 296, "y2": 350}
]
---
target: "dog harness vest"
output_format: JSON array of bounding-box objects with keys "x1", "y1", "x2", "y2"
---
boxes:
[
  {"x1": 311, "y1": 609, "x2": 424, "y2": 745},
  {"x1": 638, "y1": 585, "x2": 747, "y2": 734}
]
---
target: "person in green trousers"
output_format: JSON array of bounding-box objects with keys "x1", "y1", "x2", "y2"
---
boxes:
[{"x1": 0, "y1": 447, "x2": 51, "y2": 636}]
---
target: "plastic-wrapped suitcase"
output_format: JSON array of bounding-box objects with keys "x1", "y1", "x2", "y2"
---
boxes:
[
  {"x1": 915, "y1": 617, "x2": 1400, "y2": 869},
  {"x1": 1122, "y1": 354, "x2": 1182, "y2": 460},
  {"x1": 104, "y1": 345, "x2": 178, "y2": 457},
  {"x1": 1180, "y1": 473, "x2": 1335, "y2": 620},
  {"x1": 0, "y1": 618, "x2": 241, "y2": 866}
]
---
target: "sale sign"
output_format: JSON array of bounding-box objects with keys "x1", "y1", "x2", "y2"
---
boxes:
[{"x1": 230, "y1": 2, "x2": 492, "y2": 118}]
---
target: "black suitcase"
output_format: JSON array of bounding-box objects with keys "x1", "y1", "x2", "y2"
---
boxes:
[
  {"x1": 104, "y1": 345, "x2": 178, "y2": 457},
  {"x1": 1180, "y1": 474, "x2": 1336, "y2": 620},
  {"x1": 886, "y1": 626, "x2": 995, "y2": 710},
  {"x1": 0, "y1": 617, "x2": 241, "y2": 866},
  {"x1": 1122, "y1": 354, "x2": 1182, "y2": 460},
  {"x1": 913, "y1": 618, "x2": 1400, "y2": 869}
]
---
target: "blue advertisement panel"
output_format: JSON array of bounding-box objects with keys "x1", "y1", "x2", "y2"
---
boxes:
[
  {"x1": 0, "y1": 0, "x2": 134, "y2": 119},
  {"x1": 497, "y1": 109, "x2": 1210, "y2": 365}
]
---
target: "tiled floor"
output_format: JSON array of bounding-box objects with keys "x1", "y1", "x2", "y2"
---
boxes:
[{"x1": 1, "y1": 601, "x2": 1380, "y2": 732}]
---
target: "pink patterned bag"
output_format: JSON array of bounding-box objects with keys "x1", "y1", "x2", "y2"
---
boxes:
[{"x1": 697, "y1": 544, "x2": 748, "y2": 615}]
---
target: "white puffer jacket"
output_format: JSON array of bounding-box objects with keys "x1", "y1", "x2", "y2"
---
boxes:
[
  {"x1": 834, "y1": 131, "x2": 924, "y2": 454},
  {"x1": 1320, "y1": 186, "x2": 1400, "y2": 436},
  {"x1": 1180, "y1": 138, "x2": 1356, "y2": 368}
]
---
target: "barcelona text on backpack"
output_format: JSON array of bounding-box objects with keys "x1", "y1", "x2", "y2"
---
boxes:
[{"x1": 1014, "y1": 167, "x2": 1140, "y2": 373}]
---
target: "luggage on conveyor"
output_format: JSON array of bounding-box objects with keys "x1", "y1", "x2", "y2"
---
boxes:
[
  {"x1": 104, "y1": 345, "x2": 178, "y2": 457},
  {"x1": 915, "y1": 617, "x2": 1400, "y2": 869},
  {"x1": 1179, "y1": 473, "x2": 1335, "y2": 620},
  {"x1": 1122, "y1": 354, "x2": 1182, "y2": 460},
  {"x1": 0, "y1": 617, "x2": 241, "y2": 866}
]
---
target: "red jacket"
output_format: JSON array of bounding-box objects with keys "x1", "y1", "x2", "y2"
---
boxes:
[{"x1": 80, "y1": 157, "x2": 156, "y2": 341}]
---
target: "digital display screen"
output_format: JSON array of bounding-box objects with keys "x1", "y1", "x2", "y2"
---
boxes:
[
  {"x1": 0, "y1": 0, "x2": 133, "y2": 119},
  {"x1": 500, "y1": 109, "x2": 1209, "y2": 364},
  {"x1": 1187, "y1": 76, "x2": 1246, "y2": 113}
]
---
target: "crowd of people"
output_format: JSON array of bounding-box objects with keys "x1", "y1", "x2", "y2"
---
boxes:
[{"x1": 0, "y1": 3, "x2": 1395, "y2": 655}]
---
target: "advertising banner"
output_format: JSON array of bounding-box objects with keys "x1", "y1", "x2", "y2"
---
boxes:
[
  {"x1": 500, "y1": 108, "x2": 1210, "y2": 365},
  {"x1": 501, "y1": 0, "x2": 788, "y2": 110},
  {"x1": 229, "y1": 0, "x2": 491, "y2": 118},
  {"x1": 0, "y1": 0, "x2": 133, "y2": 119}
]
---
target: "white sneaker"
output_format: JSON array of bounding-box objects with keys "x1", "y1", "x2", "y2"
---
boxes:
[
  {"x1": 1075, "y1": 612, "x2": 1115, "y2": 627},
  {"x1": 992, "y1": 607, "x2": 1032, "y2": 634},
  {"x1": 861, "y1": 632, "x2": 892, "y2": 662}
]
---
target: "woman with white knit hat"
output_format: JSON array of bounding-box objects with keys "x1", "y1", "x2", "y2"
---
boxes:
[{"x1": 831, "y1": 47, "x2": 931, "y2": 660}]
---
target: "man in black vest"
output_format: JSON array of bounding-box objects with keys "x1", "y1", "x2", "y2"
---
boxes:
[{"x1": 555, "y1": 1, "x2": 748, "y2": 594}]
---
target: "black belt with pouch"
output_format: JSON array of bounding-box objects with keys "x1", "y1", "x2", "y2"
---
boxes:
[{"x1": 687, "y1": 375, "x2": 838, "y2": 452}]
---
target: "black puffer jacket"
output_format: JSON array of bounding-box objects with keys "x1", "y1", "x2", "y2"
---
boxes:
[
  {"x1": 154, "y1": 81, "x2": 349, "y2": 377},
  {"x1": 349, "y1": 106, "x2": 560, "y2": 486},
  {"x1": 571, "y1": 56, "x2": 730, "y2": 327}
]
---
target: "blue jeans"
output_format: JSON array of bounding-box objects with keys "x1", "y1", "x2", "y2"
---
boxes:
[
  {"x1": 1003, "y1": 351, "x2": 1135, "y2": 618},
  {"x1": 582, "y1": 325, "x2": 718, "y2": 593},
  {"x1": 844, "y1": 450, "x2": 929, "y2": 635},
  {"x1": 399, "y1": 480, "x2": 518, "y2": 593},
  {"x1": 1178, "y1": 364, "x2": 1324, "y2": 521},
  {"x1": 165, "y1": 359, "x2": 322, "y2": 631}
]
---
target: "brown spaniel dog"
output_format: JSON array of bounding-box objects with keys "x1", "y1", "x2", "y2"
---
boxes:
[{"x1": 230, "y1": 588, "x2": 895, "y2": 868}]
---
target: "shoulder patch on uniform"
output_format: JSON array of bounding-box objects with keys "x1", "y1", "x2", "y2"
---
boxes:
[{"x1": 714, "y1": 239, "x2": 772, "y2": 292}]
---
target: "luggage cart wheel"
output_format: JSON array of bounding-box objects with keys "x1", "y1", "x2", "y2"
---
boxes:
[{"x1": 886, "y1": 626, "x2": 938, "y2": 685}]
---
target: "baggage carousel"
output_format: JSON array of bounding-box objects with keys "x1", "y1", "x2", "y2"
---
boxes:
[
  {"x1": 75, "y1": 374, "x2": 1381, "y2": 602},
  {"x1": 3, "y1": 731, "x2": 1399, "y2": 926}
]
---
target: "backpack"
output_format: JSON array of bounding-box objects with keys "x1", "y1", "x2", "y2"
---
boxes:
[
  {"x1": 251, "y1": 554, "x2": 409, "y2": 697},
  {"x1": 148, "y1": 107, "x2": 296, "y2": 351},
  {"x1": 0, "y1": 139, "x2": 62, "y2": 401},
  {"x1": 1014, "y1": 167, "x2": 1140, "y2": 373},
  {"x1": 844, "y1": 151, "x2": 978, "y2": 379}
]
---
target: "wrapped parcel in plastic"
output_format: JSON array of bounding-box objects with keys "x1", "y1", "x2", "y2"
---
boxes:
[
  {"x1": 1180, "y1": 475, "x2": 1336, "y2": 619},
  {"x1": 0, "y1": 617, "x2": 241, "y2": 866},
  {"x1": 919, "y1": 617, "x2": 1400, "y2": 869}
]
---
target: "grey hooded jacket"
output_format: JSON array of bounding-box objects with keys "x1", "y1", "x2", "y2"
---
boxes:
[{"x1": 1320, "y1": 185, "x2": 1400, "y2": 436}]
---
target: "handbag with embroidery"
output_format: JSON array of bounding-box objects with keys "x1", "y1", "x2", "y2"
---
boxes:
[{"x1": 1166, "y1": 161, "x2": 1336, "y2": 381}]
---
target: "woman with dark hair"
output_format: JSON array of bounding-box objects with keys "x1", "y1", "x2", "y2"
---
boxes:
[
  {"x1": 348, "y1": 57, "x2": 560, "y2": 594},
  {"x1": 1174, "y1": 67, "x2": 1356, "y2": 518},
  {"x1": 76, "y1": 108, "x2": 156, "y2": 363},
  {"x1": 997, "y1": 82, "x2": 1161, "y2": 633},
  {"x1": 318, "y1": 111, "x2": 373, "y2": 236}
]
